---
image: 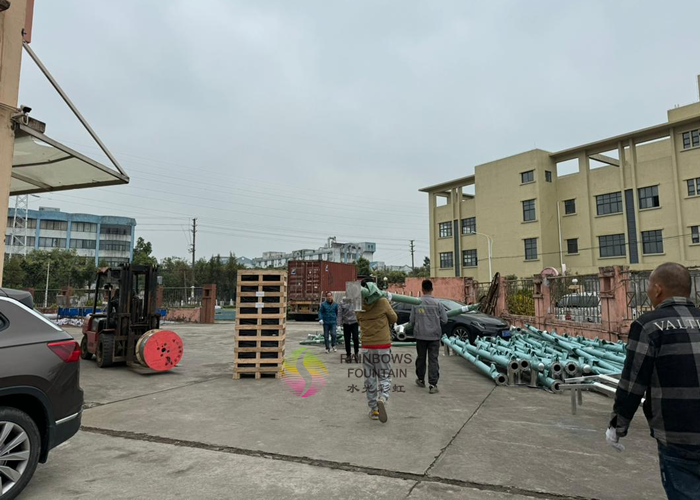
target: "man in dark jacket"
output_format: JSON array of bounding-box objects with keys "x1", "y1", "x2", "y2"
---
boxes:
[
  {"x1": 318, "y1": 292, "x2": 339, "y2": 354},
  {"x1": 608, "y1": 263, "x2": 700, "y2": 499},
  {"x1": 410, "y1": 280, "x2": 448, "y2": 394}
]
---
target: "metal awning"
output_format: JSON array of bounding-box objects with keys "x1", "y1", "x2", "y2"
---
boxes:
[
  {"x1": 11, "y1": 123, "x2": 129, "y2": 195},
  {"x1": 7, "y1": 41, "x2": 130, "y2": 196}
]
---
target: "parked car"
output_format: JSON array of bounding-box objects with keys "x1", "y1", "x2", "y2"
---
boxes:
[
  {"x1": 391, "y1": 298, "x2": 509, "y2": 344},
  {"x1": 0, "y1": 289, "x2": 83, "y2": 500},
  {"x1": 554, "y1": 293, "x2": 601, "y2": 323}
]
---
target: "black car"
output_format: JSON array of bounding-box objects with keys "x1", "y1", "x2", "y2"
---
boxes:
[
  {"x1": 0, "y1": 289, "x2": 83, "y2": 500},
  {"x1": 391, "y1": 298, "x2": 509, "y2": 344}
]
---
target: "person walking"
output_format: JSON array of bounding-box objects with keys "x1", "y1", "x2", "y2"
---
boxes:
[
  {"x1": 337, "y1": 296, "x2": 360, "y2": 362},
  {"x1": 410, "y1": 279, "x2": 448, "y2": 394},
  {"x1": 355, "y1": 280, "x2": 397, "y2": 423},
  {"x1": 318, "y1": 292, "x2": 339, "y2": 354},
  {"x1": 607, "y1": 263, "x2": 700, "y2": 499}
]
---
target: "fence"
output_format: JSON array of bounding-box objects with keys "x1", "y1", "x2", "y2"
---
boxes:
[
  {"x1": 504, "y1": 279, "x2": 535, "y2": 317},
  {"x1": 162, "y1": 287, "x2": 203, "y2": 308},
  {"x1": 624, "y1": 269, "x2": 700, "y2": 320},
  {"x1": 548, "y1": 274, "x2": 601, "y2": 323}
]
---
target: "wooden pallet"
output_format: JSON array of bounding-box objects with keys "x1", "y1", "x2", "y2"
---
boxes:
[
  {"x1": 235, "y1": 337, "x2": 285, "y2": 352},
  {"x1": 236, "y1": 316, "x2": 287, "y2": 328},
  {"x1": 233, "y1": 369, "x2": 281, "y2": 380},
  {"x1": 234, "y1": 270, "x2": 288, "y2": 381},
  {"x1": 235, "y1": 350, "x2": 285, "y2": 363}
]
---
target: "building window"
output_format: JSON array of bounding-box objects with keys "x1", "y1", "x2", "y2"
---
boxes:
[
  {"x1": 638, "y1": 185, "x2": 660, "y2": 209},
  {"x1": 563, "y1": 199, "x2": 576, "y2": 215},
  {"x1": 27, "y1": 219, "x2": 37, "y2": 229},
  {"x1": 566, "y1": 238, "x2": 578, "y2": 254},
  {"x1": 641, "y1": 230, "x2": 664, "y2": 255},
  {"x1": 521, "y1": 170, "x2": 534, "y2": 184},
  {"x1": 522, "y1": 199, "x2": 536, "y2": 222},
  {"x1": 99, "y1": 241, "x2": 130, "y2": 252},
  {"x1": 524, "y1": 238, "x2": 538, "y2": 260},
  {"x1": 682, "y1": 129, "x2": 700, "y2": 149},
  {"x1": 39, "y1": 220, "x2": 68, "y2": 231},
  {"x1": 101, "y1": 225, "x2": 130, "y2": 236},
  {"x1": 692, "y1": 226, "x2": 700, "y2": 244},
  {"x1": 70, "y1": 239, "x2": 97, "y2": 250},
  {"x1": 687, "y1": 178, "x2": 700, "y2": 197},
  {"x1": 545, "y1": 170, "x2": 552, "y2": 183},
  {"x1": 438, "y1": 222, "x2": 452, "y2": 238},
  {"x1": 595, "y1": 192, "x2": 623, "y2": 216},
  {"x1": 6, "y1": 235, "x2": 36, "y2": 247},
  {"x1": 462, "y1": 249, "x2": 477, "y2": 267},
  {"x1": 599, "y1": 234, "x2": 626, "y2": 258},
  {"x1": 38, "y1": 237, "x2": 66, "y2": 248},
  {"x1": 72, "y1": 222, "x2": 97, "y2": 233},
  {"x1": 461, "y1": 217, "x2": 476, "y2": 235},
  {"x1": 439, "y1": 252, "x2": 454, "y2": 269}
]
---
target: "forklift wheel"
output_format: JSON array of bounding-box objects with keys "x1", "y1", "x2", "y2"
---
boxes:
[
  {"x1": 80, "y1": 336, "x2": 93, "y2": 360},
  {"x1": 96, "y1": 334, "x2": 115, "y2": 368}
]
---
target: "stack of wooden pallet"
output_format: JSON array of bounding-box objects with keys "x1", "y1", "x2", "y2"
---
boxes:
[{"x1": 234, "y1": 270, "x2": 287, "y2": 380}]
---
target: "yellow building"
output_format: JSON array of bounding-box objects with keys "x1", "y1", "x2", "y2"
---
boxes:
[{"x1": 422, "y1": 81, "x2": 700, "y2": 281}]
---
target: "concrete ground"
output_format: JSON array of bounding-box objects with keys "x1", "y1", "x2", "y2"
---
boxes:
[{"x1": 21, "y1": 322, "x2": 664, "y2": 499}]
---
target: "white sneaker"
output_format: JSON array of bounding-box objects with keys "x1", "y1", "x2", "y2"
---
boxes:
[
  {"x1": 325, "y1": 349, "x2": 331, "y2": 354},
  {"x1": 332, "y1": 347, "x2": 337, "y2": 352}
]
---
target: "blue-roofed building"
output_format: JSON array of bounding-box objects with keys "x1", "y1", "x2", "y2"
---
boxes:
[{"x1": 5, "y1": 207, "x2": 136, "y2": 267}]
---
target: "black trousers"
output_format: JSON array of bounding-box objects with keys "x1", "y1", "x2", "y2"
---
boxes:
[
  {"x1": 343, "y1": 323, "x2": 360, "y2": 356},
  {"x1": 416, "y1": 339, "x2": 440, "y2": 386}
]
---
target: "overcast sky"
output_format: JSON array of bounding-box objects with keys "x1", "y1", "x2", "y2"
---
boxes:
[{"x1": 17, "y1": 0, "x2": 700, "y2": 264}]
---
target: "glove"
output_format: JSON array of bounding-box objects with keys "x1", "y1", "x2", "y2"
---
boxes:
[
  {"x1": 605, "y1": 427, "x2": 625, "y2": 452},
  {"x1": 319, "y1": 319, "x2": 324, "y2": 325}
]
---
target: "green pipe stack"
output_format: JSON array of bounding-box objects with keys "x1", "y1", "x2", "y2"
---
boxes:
[{"x1": 442, "y1": 324, "x2": 626, "y2": 392}]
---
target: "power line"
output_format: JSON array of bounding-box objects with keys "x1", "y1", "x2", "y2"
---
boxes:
[
  {"x1": 59, "y1": 139, "x2": 427, "y2": 209},
  {"x1": 44, "y1": 187, "x2": 426, "y2": 232}
]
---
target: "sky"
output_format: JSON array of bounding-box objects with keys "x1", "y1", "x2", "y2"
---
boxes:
[{"x1": 16, "y1": 0, "x2": 700, "y2": 265}]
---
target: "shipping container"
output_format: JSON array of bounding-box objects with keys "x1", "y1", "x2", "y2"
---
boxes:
[{"x1": 287, "y1": 261, "x2": 357, "y2": 320}]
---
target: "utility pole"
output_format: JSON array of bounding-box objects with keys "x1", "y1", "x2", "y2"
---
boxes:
[
  {"x1": 43, "y1": 259, "x2": 50, "y2": 309},
  {"x1": 410, "y1": 240, "x2": 415, "y2": 272},
  {"x1": 190, "y1": 218, "x2": 197, "y2": 287}
]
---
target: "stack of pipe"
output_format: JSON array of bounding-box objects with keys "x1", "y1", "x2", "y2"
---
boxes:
[{"x1": 442, "y1": 324, "x2": 626, "y2": 392}]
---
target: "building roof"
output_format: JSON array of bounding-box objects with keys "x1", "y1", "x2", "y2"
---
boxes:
[{"x1": 419, "y1": 175, "x2": 475, "y2": 193}]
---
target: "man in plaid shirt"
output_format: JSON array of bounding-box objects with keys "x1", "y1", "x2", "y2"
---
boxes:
[{"x1": 609, "y1": 263, "x2": 700, "y2": 499}]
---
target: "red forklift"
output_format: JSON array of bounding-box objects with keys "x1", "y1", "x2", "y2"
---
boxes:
[{"x1": 80, "y1": 264, "x2": 183, "y2": 371}]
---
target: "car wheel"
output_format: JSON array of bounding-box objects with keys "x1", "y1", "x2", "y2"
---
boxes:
[
  {"x1": 0, "y1": 407, "x2": 41, "y2": 500},
  {"x1": 80, "y1": 336, "x2": 93, "y2": 360},
  {"x1": 96, "y1": 334, "x2": 115, "y2": 368},
  {"x1": 451, "y1": 325, "x2": 472, "y2": 344}
]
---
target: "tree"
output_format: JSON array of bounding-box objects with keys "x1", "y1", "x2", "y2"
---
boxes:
[
  {"x1": 3, "y1": 256, "x2": 25, "y2": 289},
  {"x1": 410, "y1": 256, "x2": 430, "y2": 278},
  {"x1": 159, "y1": 257, "x2": 192, "y2": 288},
  {"x1": 355, "y1": 257, "x2": 371, "y2": 277},
  {"x1": 133, "y1": 237, "x2": 157, "y2": 266}
]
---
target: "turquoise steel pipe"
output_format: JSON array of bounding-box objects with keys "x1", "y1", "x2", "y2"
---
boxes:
[
  {"x1": 460, "y1": 339, "x2": 512, "y2": 369},
  {"x1": 443, "y1": 335, "x2": 507, "y2": 385},
  {"x1": 537, "y1": 372, "x2": 562, "y2": 392},
  {"x1": 581, "y1": 346, "x2": 626, "y2": 364}
]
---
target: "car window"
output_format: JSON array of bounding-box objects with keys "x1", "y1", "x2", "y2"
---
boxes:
[{"x1": 440, "y1": 299, "x2": 466, "y2": 310}]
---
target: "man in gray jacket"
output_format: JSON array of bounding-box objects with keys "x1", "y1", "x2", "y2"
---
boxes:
[
  {"x1": 337, "y1": 296, "x2": 360, "y2": 362},
  {"x1": 410, "y1": 279, "x2": 448, "y2": 394}
]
